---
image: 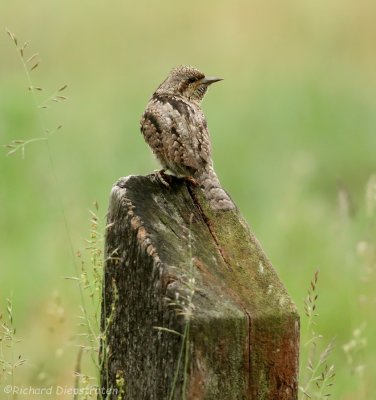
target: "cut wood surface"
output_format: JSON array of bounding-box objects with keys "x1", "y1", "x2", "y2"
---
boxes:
[{"x1": 100, "y1": 174, "x2": 299, "y2": 399}]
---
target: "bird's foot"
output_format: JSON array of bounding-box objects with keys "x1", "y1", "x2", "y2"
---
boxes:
[
  {"x1": 154, "y1": 169, "x2": 171, "y2": 187},
  {"x1": 183, "y1": 176, "x2": 198, "y2": 186}
]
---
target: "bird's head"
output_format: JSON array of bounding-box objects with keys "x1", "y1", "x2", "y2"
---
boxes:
[{"x1": 155, "y1": 65, "x2": 223, "y2": 103}]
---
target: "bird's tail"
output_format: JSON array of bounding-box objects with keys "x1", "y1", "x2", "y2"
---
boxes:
[{"x1": 194, "y1": 165, "x2": 235, "y2": 211}]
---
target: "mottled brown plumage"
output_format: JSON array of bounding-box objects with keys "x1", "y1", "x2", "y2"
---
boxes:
[{"x1": 140, "y1": 65, "x2": 234, "y2": 211}]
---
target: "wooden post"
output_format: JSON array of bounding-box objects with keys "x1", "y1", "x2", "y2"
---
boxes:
[{"x1": 100, "y1": 175, "x2": 299, "y2": 399}]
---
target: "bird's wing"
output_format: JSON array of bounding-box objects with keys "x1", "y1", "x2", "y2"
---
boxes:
[
  {"x1": 141, "y1": 95, "x2": 211, "y2": 174},
  {"x1": 161, "y1": 97, "x2": 211, "y2": 171},
  {"x1": 141, "y1": 108, "x2": 166, "y2": 166}
]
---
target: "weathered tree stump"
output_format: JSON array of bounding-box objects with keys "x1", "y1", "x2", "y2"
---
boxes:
[{"x1": 100, "y1": 174, "x2": 299, "y2": 400}]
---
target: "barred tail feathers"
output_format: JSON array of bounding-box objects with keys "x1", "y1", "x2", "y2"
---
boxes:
[{"x1": 194, "y1": 166, "x2": 235, "y2": 211}]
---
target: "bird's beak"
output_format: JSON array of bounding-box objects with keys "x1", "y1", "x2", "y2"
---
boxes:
[{"x1": 201, "y1": 76, "x2": 223, "y2": 85}]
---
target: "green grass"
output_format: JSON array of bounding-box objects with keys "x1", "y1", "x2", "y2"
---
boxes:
[{"x1": 1, "y1": 0, "x2": 376, "y2": 398}]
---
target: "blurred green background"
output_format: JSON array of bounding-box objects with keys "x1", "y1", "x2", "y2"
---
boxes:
[{"x1": 1, "y1": 0, "x2": 376, "y2": 398}]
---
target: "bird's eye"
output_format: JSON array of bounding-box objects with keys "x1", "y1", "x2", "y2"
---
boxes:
[{"x1": 187, "y1": 77, "x2": 197, "y2": 83}]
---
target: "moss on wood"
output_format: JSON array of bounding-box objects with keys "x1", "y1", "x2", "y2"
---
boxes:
[{"x1": 100, "y1": 175, "x2": 299, "y2": 399}]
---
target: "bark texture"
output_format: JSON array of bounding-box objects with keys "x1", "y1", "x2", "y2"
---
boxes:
[{"x1": 100, "y1": 174, "x2": 299, "y2": 399}]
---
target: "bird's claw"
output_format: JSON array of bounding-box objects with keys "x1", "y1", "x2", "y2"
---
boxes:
[
  {"x1": 184, "y1": 176, "x2": 198, "y2": 186},
  {"x1": 154, "y1": 169, "x2": 171, "y2": 187}
]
